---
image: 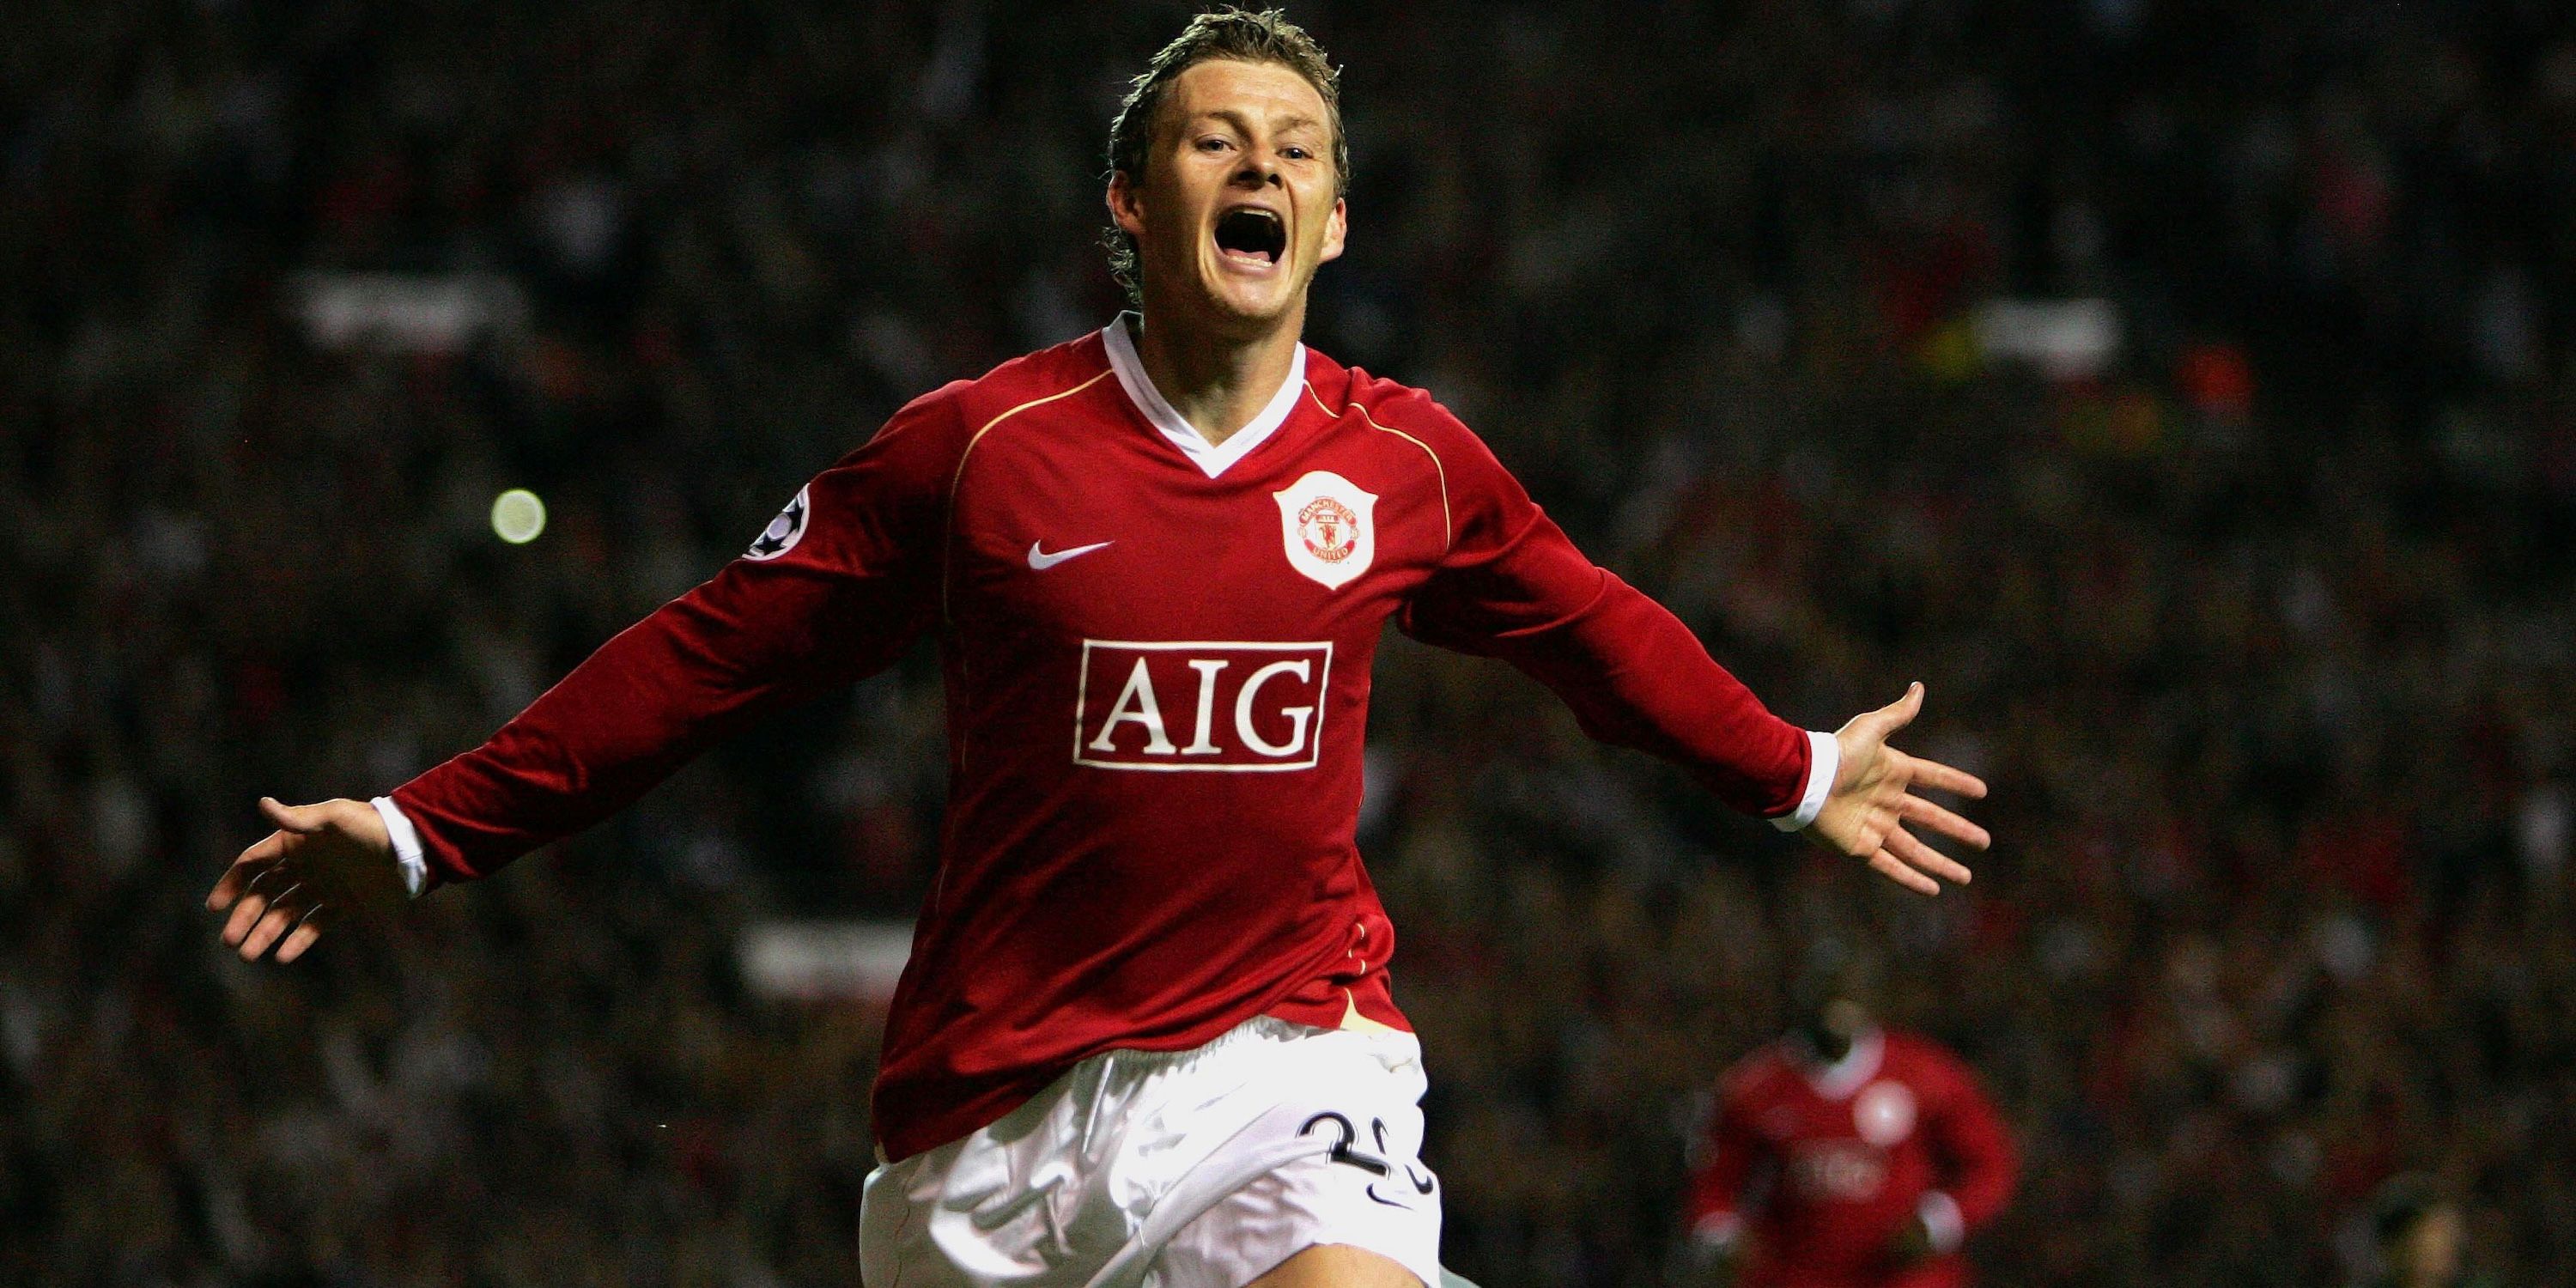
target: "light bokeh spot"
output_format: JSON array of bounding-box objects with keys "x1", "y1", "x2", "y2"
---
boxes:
[{"x1": 491, "y1": 489, "x2": 547, "y2": 544}]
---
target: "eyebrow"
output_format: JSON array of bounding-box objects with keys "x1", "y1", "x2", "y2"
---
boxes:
[{"x1": 1188, "y1": 107, "x2": 1327, "y2": 135}]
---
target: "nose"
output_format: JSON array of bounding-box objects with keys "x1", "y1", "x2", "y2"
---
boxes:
[{"x1": 1232, "y1": 156, "x2": 1284, "y2": 189}]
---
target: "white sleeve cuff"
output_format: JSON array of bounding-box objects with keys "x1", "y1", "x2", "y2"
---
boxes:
[
  {"x1": 1771, "y1": 730, "x2": 1840, "y2": 832},
  {"x1": 1690, "y1": 1212, "x2": 1742, "y2": 1249},
  {"x1": 1917, "y1": 1190, "x2": 1965, "y2": 1254},
  {"x1": 370, "y1": 796, "x2": 430, "y2": 899}
]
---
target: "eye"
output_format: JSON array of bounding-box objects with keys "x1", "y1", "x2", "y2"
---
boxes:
[
  {"x1": 1195, "y1": 136, "x2": 1233, "y2": 153},
  {"x1": 1282, "y1": 145, "x2": 1312, "y2": 161}
]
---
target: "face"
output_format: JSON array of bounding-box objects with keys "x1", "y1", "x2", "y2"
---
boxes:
[
  {"x1": 2397, "y1": 1205, "x2": 2463, "y2": 1281},
  {"x1": 1109, "y1": 58, "x2": 1347, "y2": 337},
  {"x1": 1789, "y1": 949, "x2": 1882, "y2": 1057}
]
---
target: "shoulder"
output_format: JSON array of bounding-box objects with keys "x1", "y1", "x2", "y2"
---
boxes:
[
  {"x1": 906, "y1": 331, "x2": 1114, "y2": 443},
  {"x1": 952, "y1": 331, "x2": 1116, "y2": 428},
  {"x1": 851, "y1": 332, "x2": 1114, "y2": 469},
  {"x1": 1302, "y1": 355, "x2": 1527, "y2": 541},
  {"x1": 1882, "y1": 1030, "x2": 1983, "y2": 1097},
  {"x1": 1304, "y1": 351, "x2": 1483, "y2": 455},
  {"x1": 1717, "y1": 1043, "x2": 1797, "y2": 1107}
]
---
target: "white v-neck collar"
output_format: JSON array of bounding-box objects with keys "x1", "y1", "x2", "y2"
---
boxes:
[
  {"x1": 1101, "y1": 313, "x2": 1307, "y2": 479},
  {"x1": 1797, "y1": 1027, "x2": 1886, "y2": 1101}
]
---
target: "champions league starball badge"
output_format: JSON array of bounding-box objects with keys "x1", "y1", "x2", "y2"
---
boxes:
[{"x1": 745, "y1": 485, "x2": 811, "y2": 561}]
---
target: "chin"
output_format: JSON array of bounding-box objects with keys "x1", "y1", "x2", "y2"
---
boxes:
[
  {"x1": 1142, "y1": 259, "x2": 1303, "y2": 333},
  {"x1": 1217, "y1": 291, "x2": 1295, "y2": 325},
  {"x1": 1188, "y1": 283, "x2": 1297, "y2": 333}
]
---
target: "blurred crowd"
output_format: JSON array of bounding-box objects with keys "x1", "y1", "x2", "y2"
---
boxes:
[{"x1": 6, "y1": 1, "x2": 2575, "y2": 1285}]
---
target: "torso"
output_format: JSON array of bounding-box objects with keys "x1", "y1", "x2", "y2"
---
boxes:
[{"x1": 873, "y1": 323, "x2": 1462, "y2": 1158}]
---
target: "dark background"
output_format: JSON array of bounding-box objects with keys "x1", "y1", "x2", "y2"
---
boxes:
[{"x1": 5, "y1": 1, "x2": 2574, "y2": 1283}]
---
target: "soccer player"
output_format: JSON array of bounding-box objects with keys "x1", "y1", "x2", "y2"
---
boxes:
[
  {"x1": 207, "y1": 10, "x2": 1991, "y2": 1286},
  {"x1": 2359, "y1": 1174, "x2": 2488, "y2": 1288},
  {"x1": 1682, "y1": 945, "x2": 2016, "y2": 1288}
]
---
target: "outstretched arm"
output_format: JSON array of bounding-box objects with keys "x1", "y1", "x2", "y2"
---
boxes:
[
  {"x1": 1921, "y1": 1045, "x2": 2019, "y2": 1248},
  {"x1": 1681, "y1": 1079, "x2": 1765, "y2": 1275},
  {"x1": 206, "y1": 384, "x2": 968, "y2": 962},
  {"x1": 1390, "y1": 392, "x2": 1989, "y2": 893},
  {"x1": 1802, "y1": 683, "x2": 1988, "y2": 896}
]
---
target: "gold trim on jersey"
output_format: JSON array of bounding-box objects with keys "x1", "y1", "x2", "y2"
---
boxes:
[
  {"x1": 1305, "y1": 382, "x2": 1452, "y2": 552},
  {"x1": 942, "y1": 367, "x2": 1115, "y2": 621},
  {"x1": 1339, "y1": 988, "x2": 1406, "y2": 1035}
]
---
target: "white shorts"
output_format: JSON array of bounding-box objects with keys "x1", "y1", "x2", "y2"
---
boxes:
[{"x1": 859, "y1": 1016, "x2": 1444, "y2": 1288}]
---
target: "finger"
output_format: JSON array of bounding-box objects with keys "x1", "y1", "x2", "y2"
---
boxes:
[
  {"x1": 259, "y1": 796, "x2": 331, "y2": 835},
  {"x1": 1905, "y1": 756, "x2": 1988, "y2": 799},
  {"x1": 1865, "y1": 848, "x2": 1941, "y2": 896},
  {"x1": 1885, "y1": 824, "x2": 1973, "y2": 886},
  {"x1": 222, "y1": 891, "x2": 270, "y2": 946},
  {"x1": 244, "y1": 860, "x2": 300, "y2": 896},
  {"x1": 239, "y1": 891, "x2": 307, "y2": 961},
  {"x1": 1897, "y1": 793, "x2": 1990, "y2": 850},
  {"x1": 275, "y1": 908, "x2": 327, "y2": 964},
  {"x1": 208, "y1": 848, "x2": 280, "y2": 911}
]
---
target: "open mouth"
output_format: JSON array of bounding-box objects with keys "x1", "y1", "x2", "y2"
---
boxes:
[{"x1": 1213, "y1": 207, "x2": 1286, "y2": 267}]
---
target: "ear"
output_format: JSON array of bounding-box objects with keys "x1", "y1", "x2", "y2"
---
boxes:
[
  {"x1": 1317, "y1": 196, "x2": 1347, "y2": 265},
  {"x1": 1107, "y1": 170, "x2": 1148, "y2": 240}
]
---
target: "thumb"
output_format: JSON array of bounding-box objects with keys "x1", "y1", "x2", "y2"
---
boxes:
[
  {"x1": 258, "y1": 796, "x2": 331, "y2": 835},
  {"x1": 1866, "y1": 682, "x2": 1925, "y2": 738}
]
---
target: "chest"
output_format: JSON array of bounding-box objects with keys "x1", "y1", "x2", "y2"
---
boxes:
[
  {"x1": 943, "y1": 409, "x2": 1446, "y2": 643},
  {"x1": 1756, "y1": 1077, "x2": 1925, "y2": 1152},
  {"x1": 1756, "y1": 1077, "x2": 1928, "y2": 1204}
]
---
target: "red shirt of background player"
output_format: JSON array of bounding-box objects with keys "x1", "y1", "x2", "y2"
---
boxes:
[{"x1": 1687, "y1": 1027, "x2": 2017, "y2": 1288}]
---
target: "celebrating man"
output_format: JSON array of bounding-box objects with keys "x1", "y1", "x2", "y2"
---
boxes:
[{"x1": 210, "y1": 10, "x2": 1989, "y2": 1286}]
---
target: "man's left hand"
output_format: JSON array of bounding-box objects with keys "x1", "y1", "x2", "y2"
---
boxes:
[
  {"x1": 1807, "y1": 683, "x2": 1990, "y2": 896},
  {"x1": 1886, "y1": 1214, "x2": 1936, "y2": 1265}
]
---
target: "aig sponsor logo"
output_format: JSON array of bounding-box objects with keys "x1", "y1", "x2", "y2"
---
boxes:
[
  {"x1": 1787, "y1": 1140, "x2": 1887, "y2": 1201},
  {"x1": 1073, "y1": 641, "x2": 1333, "y2": 771}
]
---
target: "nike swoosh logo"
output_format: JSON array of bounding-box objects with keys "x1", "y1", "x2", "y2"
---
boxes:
[{"x1": 1026, "y1": 540, "x2": 1112, "y2": 570}]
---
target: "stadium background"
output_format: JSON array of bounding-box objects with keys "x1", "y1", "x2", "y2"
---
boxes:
[{"x1": 7, "y1": 0, "x2": 2574, "y2": 1283}]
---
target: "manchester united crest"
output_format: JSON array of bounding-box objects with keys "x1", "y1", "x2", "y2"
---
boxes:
[
  {"x1": 1272, "y1": 471, "x2": 1376, "y2": 591},
  {"x1": 1853, "y1": 1079, "x2": 1917, "y2": 1147}
]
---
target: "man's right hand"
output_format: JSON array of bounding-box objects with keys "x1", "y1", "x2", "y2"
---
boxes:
[
  {"x1": 1679, "y1": 1227, "x2": 1748, "y2": 1288},
  {"x1": 1886, "y1": 1214, "x2": 1936, "y2": 1266},
  {"x1": 1687, "y1": 1244, "x2": 1741, "y2": 1288},
  {"x1": 206, "y1": 797, "x2": 407, "y2": 963}
]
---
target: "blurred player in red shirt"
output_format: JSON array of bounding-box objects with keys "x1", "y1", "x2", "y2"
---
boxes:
[
  {"x1": 1685, "y1": 945, "x2": 2016, "y2": 1288},
  {"x1": 207, "y1": 9, "x2": 1992, "y2": 1287}
]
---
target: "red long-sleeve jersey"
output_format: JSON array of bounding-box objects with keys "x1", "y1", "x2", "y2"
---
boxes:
[
  {"x1": 390, "y1": 319, "x2": 1821, "y2": 1160},
  {"x1": 1686, "y1": 1029, "x2": 2017, "y2": 1288}
]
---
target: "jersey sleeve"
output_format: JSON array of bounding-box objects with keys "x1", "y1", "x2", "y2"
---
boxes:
[
  {"x1": 1919, "y1": 1045, "x2": 2018, "y2": 1244},
  {"x1": 1684, "y1": 1066, "x2": 1765, "y2": 1245},
  {"x1": 1390, "y1": 392, "x2": 1815, "y2": 820},
  {"x1": 387, "y1": 385, "x2": 971, "y2": 884}
]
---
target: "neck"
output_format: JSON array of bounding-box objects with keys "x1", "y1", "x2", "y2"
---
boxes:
[{"x1": 1128, "y1": 302, "x2": 1303, "y2": 446}]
